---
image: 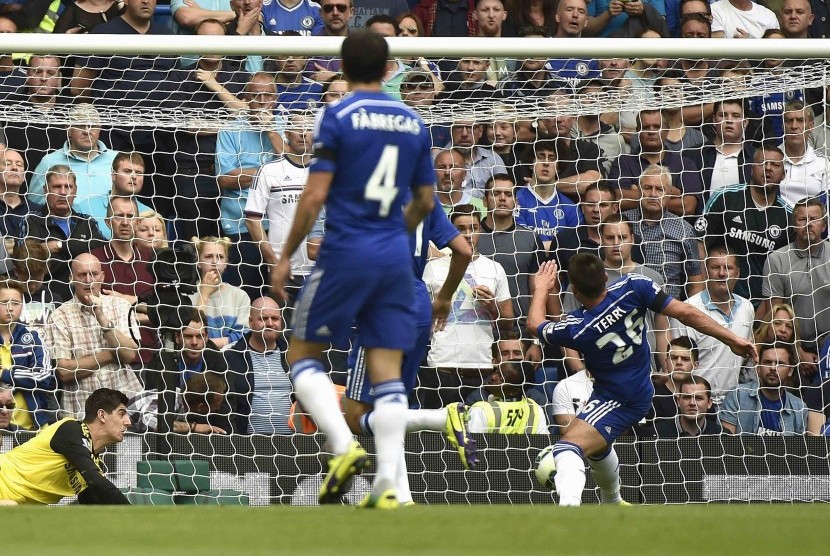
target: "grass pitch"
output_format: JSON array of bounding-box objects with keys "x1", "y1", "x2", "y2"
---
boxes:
[{"x1": 4, "y1": 504, "x2": 826, "y2": 555}]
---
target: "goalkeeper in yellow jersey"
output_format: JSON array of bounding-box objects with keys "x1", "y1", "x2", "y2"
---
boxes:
[
  {"x1": 0, "y1": 388, "x2": 130, "y2": 505},
  {"x1": 467, "y1": 362, "x2": 548, "y2": 435}
]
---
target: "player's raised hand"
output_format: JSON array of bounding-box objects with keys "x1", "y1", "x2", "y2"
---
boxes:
[
  {"x1": 431, "y1": 298, "x2": 451, "y2": 332},
  {"x1": 270, "y1": 258, "x2": 292, "y2": 302},
  {"x1": 534, "y1": 260, "x2": 559, "y2": 293}
]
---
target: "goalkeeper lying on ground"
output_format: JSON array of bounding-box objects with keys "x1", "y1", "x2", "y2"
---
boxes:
[{"x1": 0, "y1": 388, "x2": 131, "y2": 505}]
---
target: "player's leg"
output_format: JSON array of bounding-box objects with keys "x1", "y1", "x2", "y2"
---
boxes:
[
  {"x1": 587, "y1": 444, "x2": 625, "y2": 505},
  {"x1": 290, "y1": 267, "x2": 371, "y2": 504},
  {"x1": 548, "y1": 396, "x2": 643, "y2": 506},
  {"x1": 549, "y1": 417, "x2": 608, "y2": 506},
  {"x1": 288, "y1": 338, "x2": 355, "y2": 455},
  {"x1": 362, "y1": 346, "x2": 407, "y2": 504}
]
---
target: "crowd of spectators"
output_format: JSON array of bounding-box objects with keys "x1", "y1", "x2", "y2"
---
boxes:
[{"x1": 0, "y1": 0, "x2": 829, "y2": 439}]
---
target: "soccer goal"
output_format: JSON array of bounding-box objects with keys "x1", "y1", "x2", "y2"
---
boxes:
[{"x1": 1, "y1": 33, "x2": 829, "y2": 506}]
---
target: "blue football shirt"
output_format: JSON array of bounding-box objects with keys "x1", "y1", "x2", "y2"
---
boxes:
[
  {"x1": 310, "y1": 90, "x2": 435, "y2": 268},
  {"x1": 411, "y1": 198, "x2": 460, "y2": 325},
  {"x1": 538, "y1": 274, "x2": 672, "y2": 405}
]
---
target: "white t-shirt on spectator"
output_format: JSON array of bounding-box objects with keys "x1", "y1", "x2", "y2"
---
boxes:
[
  {"x1": 244, "y1": 157, "x2": 314, "y2": 276},
  {"x1": 779, "y1": 145, "x2": 830, "y2": 208},
  {"x1": 424, "y1": 254, "x2": 511, "y2": 369},
  {"x1": 711, "y1": 0, "x2": 779, "y2": 38},
  {"x1": 551, "y1": 370, "x2": 594, "y2": 418}
]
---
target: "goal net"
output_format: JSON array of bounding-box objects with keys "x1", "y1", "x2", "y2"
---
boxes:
[{"x1": 0, "y1": 33, "x2": 829, "y2": 505}]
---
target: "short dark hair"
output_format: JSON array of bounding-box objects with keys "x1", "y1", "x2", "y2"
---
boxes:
[
  {"x1": 598, "y1": 213, "x2": 632, "y2": 237},
  {"x1": 532, "y1": 139, "x2": 562, "y2": 160},
  {"x1": 712, "y1": 98, "x2": 744, "y2": 118},
  {"x1": 484, "y1": 172, "x2": 515, "y2": 192},
  {"x1": 341, "y1": 29, "x2": 388, "y2": 84},
  {"x1": 518, "y1": 24, "x2": 549, "y2": 37},
  {"x1": 679, "y1": 375, "x2": 713, "y2": 400},
  {"x1": 757, "y1": 141, "x2": 785, "y2": 160},
  {"x1": 568, "y1": 253, "x2": 607, "y2": 298},
  {"x1": 680, "y1": 0, "x2": 712, "y2": 15},
  {"x1": 366, "y1": 14, "x2": 397, "y2": 28},
  {"x1": 758, "y1": 342, "x2": 797, "y2": 369},
  {"x1": 83, "y1": 388, "x2": 129, "y2": 423},
  {"x1": 669, "y1": 335, "x2": 699, "y2": 364},
  {"x1": 449, "y1": 203, "x2": 481, "y2": 224}
]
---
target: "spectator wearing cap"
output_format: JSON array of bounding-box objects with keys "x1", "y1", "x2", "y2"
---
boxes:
[{"x1": 28, "y1": 104, "x2": 118, "y2": 211}]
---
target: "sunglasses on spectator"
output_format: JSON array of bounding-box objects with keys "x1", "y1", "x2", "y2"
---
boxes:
[
  {"x1": 0, "y1": 402, "x2": 15, "y2": 411},
  {"x1": 322, "y1": 3, "x2": 349, "y2": 13},
  {"x1": 402, "y1": 81, "x2": 433, "y2": 91},
  {"x1": 399, "y1": 26, "x2": 418, "y2": 34}
]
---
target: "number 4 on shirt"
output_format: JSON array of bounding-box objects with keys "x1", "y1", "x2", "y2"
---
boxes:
[{"x1": 364, "y1": 145, "x2": 399, "y2": 217}]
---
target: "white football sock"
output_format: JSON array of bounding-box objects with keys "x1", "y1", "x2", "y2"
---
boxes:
[
  {"x1": 405, "y1": 408, "x2": 447, "y2": 432},
  {"x1": 588, "y1": 448, "x2": 622, "y2": 504},
  {"x1": 396, "y1": 451, "x2": 413, "y2": 504},
  {"x1": 291, "y1": 360, "x2": 353, "y2": 454},
  {"x1": 552, "y1": 443, "x2": 586, "y2": 507},
  {"x1": 371, "y1": 380, "x2": 408, "y2": 495}
]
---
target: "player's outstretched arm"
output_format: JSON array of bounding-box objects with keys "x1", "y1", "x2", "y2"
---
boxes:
[
  {"x1": 661, "y1": 299, "x2": 758, "y2": 363},
  {"x1": 403, "y1": 185, "x2": 436, "y2": 232},
  {"x1": 527, "y1": 260, "x2": 559, "y2": 337},
  {"x1": 432, "y1": 234, "x2": 473, "y2": 332}
]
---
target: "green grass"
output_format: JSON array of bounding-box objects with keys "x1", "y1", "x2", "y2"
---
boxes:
[{"x1": 3, "y1": 504, "x2": 828, "y2": 555}]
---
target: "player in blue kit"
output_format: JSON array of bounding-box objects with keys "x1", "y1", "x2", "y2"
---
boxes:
[
  {"x1": 343, "y1": 198, "x2": 475, "y2": 504},
  {"x1": 528, "y1": 254, "x2": 757, "y2": 506},
  {"x1": 272, "y1": 30, "x2": 436, "y2": 509}
]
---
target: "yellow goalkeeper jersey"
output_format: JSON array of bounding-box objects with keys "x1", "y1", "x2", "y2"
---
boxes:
[{"x1": 0, "y1": 418, "x2": 103, "y2": 504}]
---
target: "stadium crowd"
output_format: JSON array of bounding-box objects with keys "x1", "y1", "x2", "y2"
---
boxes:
[{"x1": 0, "y1": 0, "x2": 829, "y2": 439}]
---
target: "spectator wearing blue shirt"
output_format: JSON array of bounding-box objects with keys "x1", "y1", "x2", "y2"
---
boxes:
[
  {"x1": 215, "y1": 72, "x2": 285, "y2": 297},
  {"x1": 515, "y1": 140, "x2": 583, "y2": 249},
  {"x1": 666, "y1": 0, "x2": 712, "y2": 37},
  {"x1": 29, "y1": 104, "x2": 119, "y2": 211},
  {"x1": 169, "y1": 0, "x2": 235, "y2": 68},
  {"x1": 273, "y1": 54, "x2": 323, "y2": 112},
  {"x1": 0, "y1": 149, "x2": 34, "y2": 248},
  {"x1": 263, "y1": 0, "x2": 324, "y2": 35},
  {"x1": 545, "y1": 0, "x2": 600, "y2": 92},
  {"x1": 586, "y1": 0, "x2": 667, "y2": 37},
  {"x1": 720, "y1": 343, "x2": 813, "y2": 435}
]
